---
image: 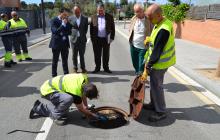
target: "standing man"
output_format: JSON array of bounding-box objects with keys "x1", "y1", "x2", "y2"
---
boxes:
[
  {"x1": 29, "y1": 73, "x2": 105, "y2": 126},
  {"x1": 0, "y1": 13, "x2": 17, "y2": 67},
  {"x1": 90, "y1": 3, "x2": 115, "y2": 73},
  {"x1": 129, "y1": 4, "x2": 152, "y2": 75},
  {"x1": 142, "y1": 4, "x2": 176, "y2": 122},
  {"x1": 49, "y1": 8, "x2": 72, "y2": 77},
  {"x1": 8, "y1": 11, "x2": 32, "y2": 62},
  {"x1": 69, "y1": 6, "x2": 88, "y2": 73}
]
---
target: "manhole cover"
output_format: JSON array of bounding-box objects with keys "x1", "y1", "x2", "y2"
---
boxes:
[{"x1": 89, "y1": 106, "x2": 129, "y2": 129}]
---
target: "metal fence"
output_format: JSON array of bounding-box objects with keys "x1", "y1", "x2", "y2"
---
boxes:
[
  {"x1": 0, "y1": 8, "x2": 50, "y2": 30},
  {"x1": 187, "y1": 4, "x2": 220, "y2": 20}
]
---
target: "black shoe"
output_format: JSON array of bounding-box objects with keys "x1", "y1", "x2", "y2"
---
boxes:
[
  {"x1": 25, "y1": 57, "x2": 32, "y2": 61},
  {"x1": 143, "y1": 103, "x2": 155, "y2": 111},
  {"x1": 10, "y1": 60, "x2": 17, "y2": 65},
  {"x1": 148, "y1": 112, "x2": 167, "y2": 122},
  {"x1": 29, "y1": 100, "x2": 41, "y2": 119},
  {"x1": 92, "y1": 68, "x2": 100, "y2": 73},
  {"x1": 4, "y1": 62, "x2": 11, "y2": 68},
  {"x1": 18, "y1": 59, "x2": 23, "y2": 62},
  {"x1": 104, "y1": 69, "x2": 112, "y2": 73},
  {"x1": 54, "y1": 117, "x2": 68, "y2": 126},
  {"x1": 81, "y1": 69, "x2": 87, "y2": 73}
]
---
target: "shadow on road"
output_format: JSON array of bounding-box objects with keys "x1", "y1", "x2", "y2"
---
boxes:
[
  {"x1": 88, "y1": 70, "x2": 136, "y2": 76},
  {"x1": 89, "y1": 76, "x2": 130, "y2": 83},
  {"x1": 164, "y1": 82, "x2": 206, "y2": 93},
  {"x1": 0, "y1": 59, "x2": 52, "y2": 97},
  {"x1": 136, "y1": 104, "x2": 220, "y2": 127}
]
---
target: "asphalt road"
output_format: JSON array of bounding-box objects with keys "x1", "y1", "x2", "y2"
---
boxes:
[{"x1": 0, "y1": 26, "x2": 220, "y2": 140}]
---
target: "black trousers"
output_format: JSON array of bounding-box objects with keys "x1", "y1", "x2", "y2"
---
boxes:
[
  {"x1": 2, "y1": 35, "x2": 13, "y2": 52},
  {"x1": 52, "y1": 47, "x2": 69, "y2": 77},
  {"x1": 92, "y1": 37, "x2": 110, "y2": 70},
  {"x1": 12, "y1": 34, "x2": 28, "y2": 55},
  {"x1": 71, "y1": 38, "x2": 86, "y2": 70}
]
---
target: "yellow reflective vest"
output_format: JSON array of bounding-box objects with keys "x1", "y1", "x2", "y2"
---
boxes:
[
  {"x1": 0, "y1": 20, "x2": 7, "y2": 31},
  {"x1": 40, "y1": 73, "x2": 88, "y2": 97},
  {"x1": 144, "y1": 18, "x2": 176, "y2": 70},
  {"x1": 9, "y1": 18, "x2": 27, "y2": 29}
]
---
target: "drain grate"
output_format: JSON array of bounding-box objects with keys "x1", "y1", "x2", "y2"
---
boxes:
[{"x1": 89, "y1": 106, "x2": 129, "y2": 129}]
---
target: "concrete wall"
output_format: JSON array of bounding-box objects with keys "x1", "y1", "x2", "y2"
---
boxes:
[{"x1": 174, "y1": 19, "x2": 220, "y2": 48}]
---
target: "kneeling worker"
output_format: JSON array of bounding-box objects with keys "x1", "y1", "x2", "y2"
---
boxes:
[{"x1": 29, "y1": 73, "x2": 104, "y2": 125}]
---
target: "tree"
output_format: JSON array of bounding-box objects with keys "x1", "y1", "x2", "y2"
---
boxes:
[
  {"x1": 168, "y1": 0, "x2": 181, "y2": 6},
  {"x1": 20, "y1": 1, "x2": 28, "y2": 9},
  {"x1": 120, "y1": 0, "x2": 128, "y2": 6},
  {"x1": 28, "y1": 4, "x2": 40, "y2": 10}
]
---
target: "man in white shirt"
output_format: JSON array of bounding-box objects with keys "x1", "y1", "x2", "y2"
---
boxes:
[{"x1": 128, "y1": 4, "x2": 152, "y2": 75}]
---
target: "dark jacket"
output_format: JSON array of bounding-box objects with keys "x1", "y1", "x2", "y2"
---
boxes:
[
  {"x1": 49, "y1": 16, "x2": 71, "y2": 49},
  {"x1": 68, "y1": 15, "x2": 88, "y2": 44},
  {"x1": 90, "y1": 13, "x2": 115, "y2": 43}
]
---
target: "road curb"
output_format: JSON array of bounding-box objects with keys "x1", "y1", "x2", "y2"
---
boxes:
[{"x1": 174, "y1": 64, "x2": 220, "y2": 99}]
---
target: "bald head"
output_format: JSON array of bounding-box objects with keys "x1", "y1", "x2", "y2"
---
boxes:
[
  {"x1": 145, "y1": 4, "x2": 163, "y2": 24},
  {"x1": 134, "y1": 3, "x2": 145, "y2": 19},
  {"x1": 73, "y1": 5, "x2": 81, "y2": 18},
  {"x1": 11, "y1": 11, "x2": 19, "y2": 20}
]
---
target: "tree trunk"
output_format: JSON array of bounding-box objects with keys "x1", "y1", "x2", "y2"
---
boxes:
[{"x1": 217, "y1": 58, "x2": 220, "y2": 77}]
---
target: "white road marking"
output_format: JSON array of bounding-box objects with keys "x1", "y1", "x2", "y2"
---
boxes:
[
  {"x1": 35, "y1": 118, "x2": 53, "y2": 140},
  {"x1": 116, "y1": 27, "x2": 220, "y2": 110}
]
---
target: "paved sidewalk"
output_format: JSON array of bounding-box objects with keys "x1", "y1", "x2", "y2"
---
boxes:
[
  {"x1": 116, "y1": 22, "x2": 220, "y2": 98},
  {"x1": 0, "y1": 28, "x2": 51, "y2": 58}
]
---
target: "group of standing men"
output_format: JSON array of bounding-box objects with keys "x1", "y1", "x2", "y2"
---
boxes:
[
  {"x1": 0, "y1": 11, "x2": 32, "y2": 68},
  {"x1": 50, "y1": 3, "x2": 115, "y2": 77}
]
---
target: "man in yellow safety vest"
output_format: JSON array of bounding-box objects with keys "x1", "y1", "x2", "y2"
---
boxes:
[
  {"x1": 8, "y1": 11, "x2": 32, "y2": 62},
  {"x1": 0, "y1": 13, "x2": 17, "y2": 67},
  {"x1": 29, "y1": 73, "x2": 105, "y2": 125},
  {"x1": 142, "y1": 4, "x2": 176, "y2": 122}
]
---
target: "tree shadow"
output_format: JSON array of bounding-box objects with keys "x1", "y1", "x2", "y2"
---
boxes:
[
  {"x1": 136, "y1": 104, "x2": 220, "y2": 127},
  {"x1": 89, "y1": 76, "x2": 130, "y2": 83},
  {"x1": 0, "y1": 59, "x2": 52, "y2": 98},
  {"x1": 164, "y1": 83, "x2": 206, "y2": 93}
]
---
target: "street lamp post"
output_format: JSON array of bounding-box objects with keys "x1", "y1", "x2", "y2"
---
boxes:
[{"x1": 41, "y1": 0, "x2": 46, "y2": 34}]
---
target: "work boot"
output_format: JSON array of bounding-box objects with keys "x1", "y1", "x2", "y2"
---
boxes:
[
  {"x1": 4, "y1": 62, "x2": 11, "y2": 68},
  {"x1": 10, "y1": 60, "x2": 17, "y2": 65},
  {"x1": 54, "y1": 117, "x2": 68, "y2": 126},
  {"x1": 143, "y1": 103, "x2": 155, "y2": 111},
  {"x1": 148, "y1": 112, "x2": 167, "y2": 122},
  {"x1": 29, "y1": 100, "x2": 41, "y2": 119}
]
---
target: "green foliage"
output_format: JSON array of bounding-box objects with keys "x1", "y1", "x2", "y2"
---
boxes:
[
  {"x1": 161, "y1": 3, "x2": 190, "y2": 22},
  {"x1": 168, "y1": 0, "x2": 181, "y2": 6},
  {"x1": 120, "y1": 0, "x2": 128, "y2": 6},
  {"x1": 20, "y1": 1, "x2": 28, "y2": 9}
]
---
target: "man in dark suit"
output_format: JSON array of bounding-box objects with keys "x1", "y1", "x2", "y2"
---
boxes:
[
  {"x1": 69, "y1": 6, "x2": 88, "y2": 73},
  {"x1": 49, "y1": 8, "x2": 72, "y2": 77},
  {"x1": 90, "y1": 3, "x2": 115, "y2": 73}
]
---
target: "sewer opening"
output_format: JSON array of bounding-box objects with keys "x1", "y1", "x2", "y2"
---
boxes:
[{"x1": 89, "y1": 106, "x2": 129, "y2": 129}]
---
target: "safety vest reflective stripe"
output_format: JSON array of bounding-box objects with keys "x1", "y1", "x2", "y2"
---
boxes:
[
  {"x1": 48, "y1": 75, "x2": 64, "y2": 91},
  {"x1": 158, "y1": 51, "x2": 175, "y2": 63},
  {"x1": 161, "y1": 44, "x2": 175, "y2": 56}
]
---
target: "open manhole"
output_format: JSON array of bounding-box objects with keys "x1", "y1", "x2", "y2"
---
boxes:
[{"x1": 89, "y1": 106, "x2": 129, "y2": 129}]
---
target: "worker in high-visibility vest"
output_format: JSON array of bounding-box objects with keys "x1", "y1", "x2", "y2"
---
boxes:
[
  {"x1": 0, "y1": 13, "x2": 17, "y2": 67},
  {"x1": 8, "y1": 11, "x2": 32, "y2": 62},
  {"x1": 29, "y1": 73, "x2": 106, "y2": 126},
  {"x1": 141, "y1": 4, "x2": 176, "y2": 122}
]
